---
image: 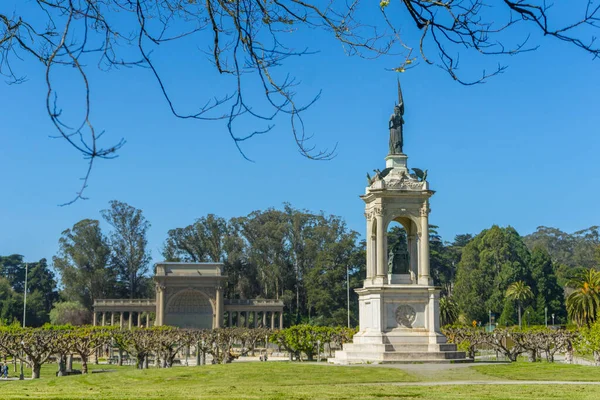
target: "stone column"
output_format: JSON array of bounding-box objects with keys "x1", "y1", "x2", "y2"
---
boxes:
[
  {"x1": 128, "y1": 312, "x2": 133, "y2": 330},
  {"x1": 146, "y1": 313, "x2": 152, "y2": 327},
  {"x1": 419, "y1": 203, "x2": 430, "y2": 285},
  {"x1": 93, "y1": 312, "x2": 97, "y2": 326},
  {"x1": 215, "y1": 285, "x2": 223, "y2": 328},
  {"x1": 365, "y1": 213, "x2": 373, "y2": 279},
  {"x1": 155, "y1": 283, "x2": 165, "y2": 326},
  {"x1": 120, "y1": 313, "x2": 124, "y2": 330},
  {"x1": 101, "y1": 312, "x2": 106, "y2": 327},
  {"x1": 375, "y1": 210, "x2": 386, "y2": 279},
  {"x1": 110, "y1": 312, "x2": 115, "y2": 326},
  {"x1": 228, "y1": 311, "x2": 233, "y2": 327},
  {"x1": 408, "y1": 232, "x2": 418, "y2": 282},
  {"x1": 279, "y1": 312, "x2": 283, "y2": 329},
  {"x1": 237, "y1": 312, "x2": 242, "y2": 327},
  {"x1": 270, "y1": 312, "x2": 275, "y2": 329},
  {"x1": 262, "y1": 311, "x2": 267, "y2": 327},
  {"x1": 244, "y1": 312, "x2": 249, "y2": 327},
  {"x1": 137, "y1": 312, "x2": 142, "y2": 327}
]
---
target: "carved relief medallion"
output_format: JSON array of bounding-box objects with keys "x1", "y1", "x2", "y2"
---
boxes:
[{"x1": 395, "y1": 304, "x2": 416, "y2": 328}]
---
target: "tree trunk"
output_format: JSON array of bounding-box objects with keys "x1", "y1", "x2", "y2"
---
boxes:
[
  {"x1": 81, "y1": 355, "x2": 89, "y2": 374},
  {"x1": 517, "y1": 302, "x2": 522, "y2": 329},
  {"x1": 32, "y1": 363, "x2": 41, "y2": 379},
  {"x1": 117, "y1": 349, "x2": 123, "y2": 366},
  {"x1": 143, "y1": 355, "x2": 149, "y2": 369},
  {"x1": 66, "y1": 354, "x2": 73, "y2": 373}
]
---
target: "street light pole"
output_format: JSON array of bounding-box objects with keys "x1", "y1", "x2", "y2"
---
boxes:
[
  {"x1": 20, "y1": 263, "x2": 28, "y2": 380},
  {"x1": 346, "y1": 265, "x2": 350, "y2": 328},
  {"x1": 545, "y1": 307, "x2": 548, "y2": 328},
  {"x1": 23, "y1": 263, "x2": 28, "y2": 328}
]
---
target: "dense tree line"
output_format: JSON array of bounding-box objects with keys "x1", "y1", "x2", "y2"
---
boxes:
[
  {"x1": 162, "y1": 204, "x2": 365, "y2": 326},
  {"x1": 3, "y1": 199, "x2": 600, "y2": 329},
  {"x1": 453, "y1": 226, "x2": 566, "y2": 326},
  {"x1": 52, "y1": 200, "x2": 154, "y2": 311},
  {"x1": 524, "y1": 226, "x2": 600, "y2": 285},
  {"x1": 0, "y1": 255, "x2": 58, "y2": 326}
]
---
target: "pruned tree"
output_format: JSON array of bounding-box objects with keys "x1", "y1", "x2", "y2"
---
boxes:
[
  {"x1": 114, "y1": 328, "x2": 155, "y2": 369},
  {"x1": 68, "y1": 326, "x2": 112, "y2": 374},
  {"x1": 153, "y1": 326, "x2": 190, "y2": 368},
  {"x1": 0, "y1": 326, "x2": 59, "y2": 379},
  {"x1": 2, "y1": 1, "x2": 599, "y2": 202}
]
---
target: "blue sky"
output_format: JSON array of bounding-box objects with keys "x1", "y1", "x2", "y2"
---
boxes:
[{"x1": 1, "y1": 3, "x2": 599, "y2": 265}]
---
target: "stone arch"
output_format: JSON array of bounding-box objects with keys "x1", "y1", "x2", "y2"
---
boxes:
[
  {"x1": 385, "y1": 215, "x2": 419, "y2": 280},
  {"x1": 164, "y1": 289, "x2": 214, "y2": 329}
]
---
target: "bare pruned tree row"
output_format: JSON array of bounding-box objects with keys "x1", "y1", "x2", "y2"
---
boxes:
[{"x1": 1, "y1": 1, "x2": 598, "y2": 202}]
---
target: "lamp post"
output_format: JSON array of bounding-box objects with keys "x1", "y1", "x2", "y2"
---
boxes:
[
  {"x1": 545, "y1": 307, "x2": 548, "y2": 327},
  {"x1": 346, "y1": 265, "x2": 350, "y2": 328},
  {"x1": 552, "y1": 313, "x2": 555, "y2": 327},
  {"x1": 22, "y1": 262, "x2": 28, "y2": 327},
  {"x1": 488, "y1": 310, "x2": 492, "y2": 332},
  {"x1": 20, "y1": 263, "x2": 28, "y2": 380}
]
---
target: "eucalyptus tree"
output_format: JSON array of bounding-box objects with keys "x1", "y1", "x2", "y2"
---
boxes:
[
  {"x1": 102, "y1": 200, "x2": 152, "y2": 299},
  {"x1": 163, "y1": 214, "x2": 228, "y2": 262},
  {"x1": 53, "y1": 219, "x2": 116, "y2": 309},
  {"x1": 239, "y1": 209, "x2": 290, "y2": 299}
]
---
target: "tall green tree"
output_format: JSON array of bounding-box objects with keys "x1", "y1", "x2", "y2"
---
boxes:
[
  {"x1": 27, "y1": 259, "x2": 59, "y2": 317},
  {"x1": 0, "y1": 254, "x2": 26, "y2": 292},
  {"x1": 524, "y1": 226, "x2": 600, "y2": 285},
  {"x1": 529, "y1": 246, "x2": 565, "y2": 325},
  {"x1": 163, "y1": 214, "x2": 227, "y2": 262},
  {"x1": 453, "y1": 226, "x2": 531, "y2": 323},
  {"x1": 505, "y1": 281, "x2": 533, "y2": 329},
  {"x1": 102, "y1": 200, "x2": 152, "y2": 299},
  {"x1": 53, "y1": 219, "x2": 117, "y2": 309}
]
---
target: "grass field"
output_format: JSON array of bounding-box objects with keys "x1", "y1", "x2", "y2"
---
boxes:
[
  {"x1": 472, "y1": 362, "x2": 600, "y2": 381},
  {"x1": 0, "y1": 362, "x2": 599, "y2": 399}
]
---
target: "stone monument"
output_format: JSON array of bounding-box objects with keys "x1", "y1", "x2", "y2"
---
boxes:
[{"x1": 331, "y1": 81, "x2": 466, "y2": 364}]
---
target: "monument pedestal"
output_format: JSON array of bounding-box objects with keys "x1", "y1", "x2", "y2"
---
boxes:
[{"x1": 330, "y1": 282, "x2": 467, "y2": 364}]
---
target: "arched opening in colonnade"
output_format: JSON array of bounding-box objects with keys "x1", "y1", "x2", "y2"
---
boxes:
[{"x1": 164, "y1": 289, "x2": 214, "y2": 329}]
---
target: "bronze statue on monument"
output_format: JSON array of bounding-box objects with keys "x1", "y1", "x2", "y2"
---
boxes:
[{"x1": 388, "y1": 79, "x2": 405, "y2": 155}]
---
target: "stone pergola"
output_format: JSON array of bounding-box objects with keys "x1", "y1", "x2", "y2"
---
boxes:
[
  {"x1": 93, "y1": 262, "x2": 284, "y2": 330},
  {"x1": 93, "y1": 299, "x2": 155, "y2": 329},
  {"x1": 224, "y1": 299, "x2": 284, "y2": 329}
]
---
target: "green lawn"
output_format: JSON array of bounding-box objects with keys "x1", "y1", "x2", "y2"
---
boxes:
[
  {"x1": 0, "y1": 362, "x2": 599, "y2": 399},
  {"x1": 473, "y1": 362, "x2": 600, "y2": 382}
]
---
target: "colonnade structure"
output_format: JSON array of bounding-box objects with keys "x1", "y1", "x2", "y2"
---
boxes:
[
  {"x1": 93, "y1": 262, "x2": 284, "y2": 330},
  {"x1": 331, "y1": 81, "x2": 466, "y2": 364}
]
